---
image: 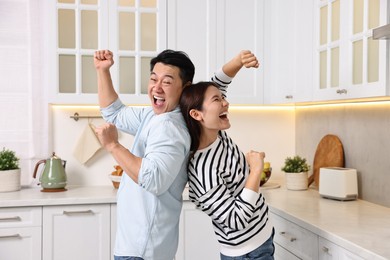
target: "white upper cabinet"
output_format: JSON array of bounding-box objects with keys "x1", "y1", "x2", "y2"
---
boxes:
[
  {"x1": 263, "y1": 0, "x2": 314, "y2": 104},
  {"x1": 167, "y1": 0, "x2": 265, "y2": 104},
  {"x1": 313, "y1": 0, "x2": 388, "y2": 101},
  {"x1": 47, "y1": 0, "x2": 167, "y2": 104}
]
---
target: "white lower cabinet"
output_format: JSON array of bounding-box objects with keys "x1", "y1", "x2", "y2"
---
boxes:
[
  {"x1": 271, "y1": 211, "x2": 365, "y2": 260},
  {"x1": 0, "y1": 207, "x2": 42, "y2": 260},
  {"x1": 319, "y1": 237, "x2": 364, "y2": 260},
  {"x1": 42, "y1": 204, "x2": 111, "y2": 260},
  {"x1": 271, "y1": 211, "x2": 318, "y2": 260},
  {"x1": 175, "y1": 202, "x2": 220, "y2": 260},
  {"x1": 111, "y1": 204, "x2": 117, "y2": 260}
]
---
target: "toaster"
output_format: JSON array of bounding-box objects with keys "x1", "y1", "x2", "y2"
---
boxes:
[{"x1": 319, "y1": 167, "x2": 358, "y2": 201}]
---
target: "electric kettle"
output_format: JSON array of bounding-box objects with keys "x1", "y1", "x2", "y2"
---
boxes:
[{"x1": 33, "y1": 152, "x2": 67, "y2": 192}]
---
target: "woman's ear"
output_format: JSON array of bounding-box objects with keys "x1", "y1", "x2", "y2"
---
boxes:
[{"x1": 189, "y1": 109, "x2": 202, "y2": 121}]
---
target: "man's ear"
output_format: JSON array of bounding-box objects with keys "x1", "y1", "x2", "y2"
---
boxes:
[
  {"x1": 183, "y1": 81, "x2": 192, "y2": 88},
  {"x1": 189, "y1": 109, "x2": 202, "y2": 121}
]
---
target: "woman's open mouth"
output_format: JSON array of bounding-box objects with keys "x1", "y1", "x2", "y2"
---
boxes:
[{"x1": 219, "y1": 111, "x2": 229, "y2": 119}]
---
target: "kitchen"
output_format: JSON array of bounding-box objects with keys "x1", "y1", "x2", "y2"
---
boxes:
[{"x1": 1, "y1": 0, "x2": 390, "y2": 259}]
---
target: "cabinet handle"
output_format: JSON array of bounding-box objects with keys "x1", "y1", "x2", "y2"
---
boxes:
[
  {"x1": 0, "y1": 216, "x2": 21, "y2": 222},
  {"x1": 322, "y1": 246, "x2": 329, "y2": 253},
  {"x1": 285, "y1": 95, "x2": 293, "y2": 99},
  {"x1": 63, "y1": 210, "x2": 94, "y2": 215},
  {"x1": 336, "y1": 89, "x2": 347, "y2": 94},
  {"x1": 279, "y1": 231, "x2": 297, "y2": 242},
  {"x1": 0, "y1": 234, "x2": 21, "y2": 239}
]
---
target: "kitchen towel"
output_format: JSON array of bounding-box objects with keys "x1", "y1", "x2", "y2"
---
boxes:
[{"x1": 73, "y1": 123, "x2": 102, "y2": 164}]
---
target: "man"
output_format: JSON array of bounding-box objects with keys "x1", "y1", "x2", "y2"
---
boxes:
[{"x1": 94, "y1": 49, "x2": 195, "y2": 260}]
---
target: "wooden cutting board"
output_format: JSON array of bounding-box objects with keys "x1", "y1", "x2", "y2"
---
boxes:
[{"x1": 308, "y1": 134, "x2": 345, "y2": 188}]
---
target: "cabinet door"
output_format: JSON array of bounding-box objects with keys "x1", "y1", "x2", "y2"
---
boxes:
[
  {"x1": 175, "y1": 202, "x2": 220, "y2": 260},
  {"x1": 47, "y1": 0, "x2": 167, "y2": 104},
  {"x1": 313, "y1": 0, "x2": 388, "y2": 101},
  {"x1": 110, "y1": 204, "x2": 117, "y2": 260},
  {"x1": 0, "y1": 227, "x2": 41, "y2": 260},
  {"x1": 43, "y1": 204, "x2": 110, "y2": 260},
  {"x1": 167, "y1": 0, "x2": 265, "y2": 104},
  {"x1": 263, "y1": 0, "x2": 314, "y2": 104}
]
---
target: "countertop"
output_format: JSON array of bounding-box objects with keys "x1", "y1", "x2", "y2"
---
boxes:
[
  {"x1": 0, "y1": 184, "x2": 389, "y2": 259},
  {"x1": 0, "y1": 185, "x2": 117, "y2": 207},
  {"x1": 261, "y1": 185, "x2": 390, "y2": 260}
]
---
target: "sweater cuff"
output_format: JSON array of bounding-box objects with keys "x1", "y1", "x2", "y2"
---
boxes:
[{"x1": 240, "y1": 188, "x2": 259, "y2": 206}]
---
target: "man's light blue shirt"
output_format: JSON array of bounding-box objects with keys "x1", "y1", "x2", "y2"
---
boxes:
[{"x1": 101, "y1": 99, "x2": 190, "y2": 260}]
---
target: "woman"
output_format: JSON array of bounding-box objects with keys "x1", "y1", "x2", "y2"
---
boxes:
[{"x1": 180, "y1": 51, "x2": 274, "y2": 260}]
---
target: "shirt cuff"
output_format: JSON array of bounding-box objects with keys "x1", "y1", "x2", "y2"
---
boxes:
[
  {"x1": 214, "y1": 68, "x2": 233, "y2": 84},
  {"x1": 240, "y1": 188, "x2": 259, "y2": 206}
]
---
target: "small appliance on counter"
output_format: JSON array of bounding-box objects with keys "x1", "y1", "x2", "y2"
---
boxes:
[
  {"x1": 319, "y1": 167, "x2": 358, "y2": 201},
  {"x1": 33, "y1": 152, "x2": 67, "y2": 192}
]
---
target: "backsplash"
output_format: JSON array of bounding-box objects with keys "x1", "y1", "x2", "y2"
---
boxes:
[
  {"x1": 295, "y1": 102, "x2": 390, "y2": 208},
  {"x1": 48, "y1": 106, "x2": 295, "y2": 188}
]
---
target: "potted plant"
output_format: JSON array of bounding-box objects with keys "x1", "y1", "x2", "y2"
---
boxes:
[
  {"x1": 281, "y1": 155, "x2": 310, "y2": 190},
  {"x1": 0, "y1": 147, "x2": 21, "y2": 192}
]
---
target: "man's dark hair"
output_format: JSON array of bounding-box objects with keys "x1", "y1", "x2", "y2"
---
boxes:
[{"x1": 150, "y1": 49, "x2": 195, "y2": 86}]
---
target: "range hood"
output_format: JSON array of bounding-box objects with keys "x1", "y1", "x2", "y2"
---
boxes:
[{"x1": 373, "y1": 24, "x2": 390, "y2": 40}]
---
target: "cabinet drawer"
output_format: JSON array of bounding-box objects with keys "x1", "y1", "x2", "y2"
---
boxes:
[
  {"x1": 319, "y1": 237, "x2": 364, "y2": 260},
  {"x1": 0, "y1": 207, "x2": 42, "y2": 228},
  {"x1": 270, "y1": 212, "x2": 318, "y2": 260}
]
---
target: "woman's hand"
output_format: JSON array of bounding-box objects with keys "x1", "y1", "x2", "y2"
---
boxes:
[{"x1": 246, "y1": 150, "x2": 265, "y2": 175}]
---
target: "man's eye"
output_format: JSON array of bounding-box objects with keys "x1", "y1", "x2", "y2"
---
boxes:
[
  {"x1": 150, "y1": 78, "x2": 157, "y2": 82},
  {"x1": 162, "y1": 80, "x2": 172, "y2": 85}
]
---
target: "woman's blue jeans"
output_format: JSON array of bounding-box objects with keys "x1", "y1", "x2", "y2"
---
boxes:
[{"x1": 220, "y1": 228, "x2": 275, "y2": 260}]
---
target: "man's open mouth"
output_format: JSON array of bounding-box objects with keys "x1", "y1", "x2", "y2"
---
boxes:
[{"x1": 154, "y1": 95, "x2": 165, "y2": 105}]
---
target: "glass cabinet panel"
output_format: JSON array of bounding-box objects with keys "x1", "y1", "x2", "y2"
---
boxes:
[
  {"x1": 119, "y1": 57, "x2": 136, "y2": 94},
  {"x1": 320, "y1": 6, "x2": 327, "y2": 45},
  {"x1": 58, "y1": 9, "x2": 75, "y2": 49},
  {"x1": 320, "y1": 51, "x2": 327, "y2": 89},
  {"x1": 353, "y1": 40, "x2": 363, "y2": 85},
  {"x1": 331, "y1": 0, "x2": 340, "y2": 41},
  {"x1": 119, "y1": 12, "x2": 135, "y2": 50},
  {"x1": 368, "y1": 0, "x2": 380, "y2": 29},
  {"x1": 141, "y1": 13, "x2": 156, "y2": 51},
  {"x1": 59, "y1": 55, "x2": 76, "y2": 93},
  {"x1": 368, "y1": 37, "x2": 379, "y2": 83},
  {"x1": 141, "y1": 57, "x2": 152, "y2": 94},
  {"x1": 353, "y1": 0, "x2": 364, "y2": 34},
  {"x1": 331, "y1": 47, "x2": 339, "y2": 87},
  {"x1": 141, "y1": 0, "x2": 156, "y2": 8},
  {"x1": 81, "y1": 55, "x2": 96, "y2": 93},
  {"x1": 119, "y1": 0, "x2": 135, "y2": 7},
  {"x1": 81, "y1": 10, "x2": 98, "y2": 50}
]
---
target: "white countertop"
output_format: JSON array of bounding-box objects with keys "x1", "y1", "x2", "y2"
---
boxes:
[
  {"x1": 261, "y1": 185, "x2": 390, "y2": 260},
  {"x1": 0, "y1": 185, "x2": 117, "y2": 207},
  {"x1": 0, "y1": 184, "x2": 389, "y2": 259}
]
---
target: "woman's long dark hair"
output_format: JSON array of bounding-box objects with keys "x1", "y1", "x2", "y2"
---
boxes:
[{"x1": 180, "y1": 81, "x2": 220, "y2": 154}]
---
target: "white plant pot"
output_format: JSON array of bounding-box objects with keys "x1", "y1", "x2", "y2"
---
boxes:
[
  {"x1": 0, "y1": 169, "x2": 21, "y2": 192},
  {"x1": 285, "y1": 171, "x2": 308, "y2": 190}
]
